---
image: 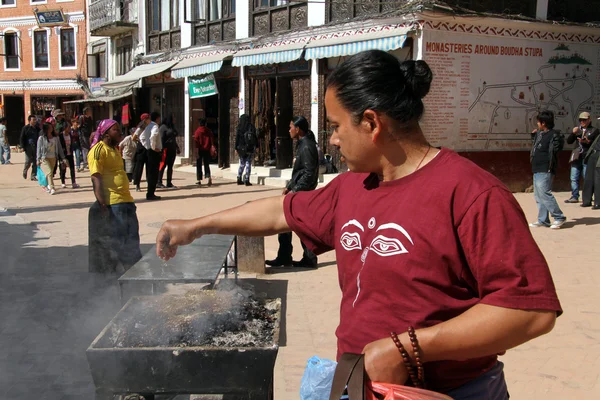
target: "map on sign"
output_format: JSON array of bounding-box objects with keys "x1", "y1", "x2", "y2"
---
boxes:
[{"x1": 469, "y1": 44, "x2": 594, "y2": 138}]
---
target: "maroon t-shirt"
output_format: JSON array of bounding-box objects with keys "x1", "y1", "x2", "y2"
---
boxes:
[{"x1": 283, "y1": 148, "x2": 562, "y2": 393}]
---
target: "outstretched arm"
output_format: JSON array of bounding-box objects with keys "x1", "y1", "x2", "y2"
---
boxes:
[{"x1": 156, "y1": 195, "x2": 289, "y2": 260}]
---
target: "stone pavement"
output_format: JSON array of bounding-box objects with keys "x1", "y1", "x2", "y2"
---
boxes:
[{"x1": 0, "y1": 151, "x2": 598, "y2": 399}]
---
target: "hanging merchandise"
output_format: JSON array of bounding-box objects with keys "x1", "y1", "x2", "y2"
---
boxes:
[{"x1": 122, "y1": 104, "x2": 130, "y2": 126}]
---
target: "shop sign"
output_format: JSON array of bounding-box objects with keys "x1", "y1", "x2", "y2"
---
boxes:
[
  {"x1": 188, "y1": 75, "x2": 218, "y2": 99},
  {"x1": 35, "y1": 10, "x2": 67, "y2": 27},
  {"x1": 89, "y1": 78, "x2": 106, "y2": 94}
]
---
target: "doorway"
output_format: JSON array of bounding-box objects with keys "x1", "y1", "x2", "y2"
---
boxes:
[{"x1": 4, "y1": 96, "x2": 25, "y2": 145}]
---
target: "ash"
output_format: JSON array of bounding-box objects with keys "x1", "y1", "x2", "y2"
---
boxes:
[{"x1": 105, "y1": 288, "x2": 277, "y2": 349}]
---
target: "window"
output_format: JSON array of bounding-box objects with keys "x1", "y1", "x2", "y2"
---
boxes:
[
  {"x1": 255, "y1": 0, "x2": 287, "y2": 8},
  {"x1": 194, "y1": 0, "x2": 234, "y2": 21},
  {"x1": 4, "y1": 32, "x2": 19, "y2": 69},
  {"x1": 98, "y1": 51, "x2": 106, "y2": 78},
  {"x1": 151, "y1": 0, "x2": 180, "y2": 31},
  {"x1": 1, "y1": 0, "x2": 16, "y2": 6},
  {"x1": 116, "y1": 37, "x2": 132, "y2": 76},
  {"x1": 60, "y1": 28, "x2": 75, "y2": 68},
  {"x1": 33, "y1": 30, "x2": 48, "y2": 69}
]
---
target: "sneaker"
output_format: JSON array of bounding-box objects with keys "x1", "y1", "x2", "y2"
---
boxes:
[
  {"x1": 72, "y1": 183, "x2": 80, "y2": 189},
  {"x1": 61, "y1": 184, "x2": 67, "y2": 188},
  {"x1": 23, "y1": 171, "x2": 27, "y2": 180},
  {"x1": 550, "y1": 219, "x2": 566, "y2": 230},
  {"x1": 529, "y1": 221, "x2": 547, "y2": 228},
  {"x1": 156, "y1": 183, "x2": 165, "y2": 189},
  {"x1": 207, "y1": 178, "x2": 212, "y2": 187},
  {"x1": 49, "y1": 188, "x2": 56, "y2": 195},
  {"x1": 564, "y1": 197, "x2": 579, "y2": 203},
  {"x1": 166, "y1": 184, "x2": 177, "y2": 189},
  {"x1": 136, "y1": 185, "x2": 141, "y2": 192}
]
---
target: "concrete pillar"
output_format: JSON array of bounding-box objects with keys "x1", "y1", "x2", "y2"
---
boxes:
[
  {"x1": 536, "y1": 0, "x2": 548, "y2": 20},
  {"x1": 184, "y1": 76, "x2": 191, "y2": 159},
  {"x1": 236, "y1": 0, "x2": 250, "y2": 39},
  {"x1": 236, "y1": 236, "x2": 266, "y2": 274},
  {"x1": 308, "y1": 0, "x2": 326, "y2": 27},
  {"x1": 310, "y1": 60, "x2": 319, "y2": 142},
  {"x1": 239, "y1": 66, "x2": 246, "y2": 114},
  {"x1": 180, "y1": 0, "x2": 192, "y2": 48}
]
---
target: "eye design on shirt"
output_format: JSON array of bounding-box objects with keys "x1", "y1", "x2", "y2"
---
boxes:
[
  {"x1": 340, "y1": 232, "x2": 363, "y2": 251},
  {"x1": 369, "y1": 235, "x2": 408, "y2": 257}
]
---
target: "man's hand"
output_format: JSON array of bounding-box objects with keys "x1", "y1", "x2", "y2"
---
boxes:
[
  {"x1": 282, "y1": 188, "x2": 290, "y2": 195},
  {"x1": 156, "y1": 219, "x2": 199, "y2": 260},
  {"x1": 362, "y1": 337, "x2": 408, "y2": 385},
  {"x1": 573, "y1": 127, "x2": 580, "y2": 134}
]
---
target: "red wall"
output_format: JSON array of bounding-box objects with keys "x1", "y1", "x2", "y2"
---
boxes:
[{"x1": 459, "y1": 151, "x2": 572, "y2": 192}]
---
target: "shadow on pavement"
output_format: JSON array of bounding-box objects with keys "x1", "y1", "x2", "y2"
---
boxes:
[{"x1": 559, "y1": 216, "x2": 600, "y2": 229}]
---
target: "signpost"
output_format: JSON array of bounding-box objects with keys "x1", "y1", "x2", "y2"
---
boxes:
[
  {"x1": 34, "y1": 10, "x2": 67, "y2": 27},
  {"x1": 188, "y1": 75, "x2": 218, "y2": 99}
]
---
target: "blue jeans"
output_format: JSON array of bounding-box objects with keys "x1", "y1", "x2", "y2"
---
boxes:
[
  {"x1": 74, "y1": 147, "x2": 82, "y2": 169},
  {"x1": 533, "y1": 172, "x2": 565, "y2": 226},
  {"x1": 238, "y1": 153, "x2": 253, "y2": 181},
  {"x1": 0, "y1": 144, "x2": 10, "y2": 164},
  {"x1": 569, "y1": 159, "x2": 587, "y2": 200},
  {"x1": 446, "y1": 361, "x2": 509, "y2": 400}
]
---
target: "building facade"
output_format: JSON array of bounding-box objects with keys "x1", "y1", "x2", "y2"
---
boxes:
[
  {"x1": 92, "y1": 0, "x2": 600, "y2": 190},
  {"x1": 0, "y1": 1, "x2": 87, "y2": 144}
]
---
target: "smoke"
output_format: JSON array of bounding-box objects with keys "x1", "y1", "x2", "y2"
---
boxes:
[{"x1": 96, "y1": 281, "x2": 278, "y2": 349}]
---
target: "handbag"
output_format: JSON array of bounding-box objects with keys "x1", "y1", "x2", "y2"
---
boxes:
[
  {"x1": 329, "y1": 354, "x2": 451, "y2": 400},
  {"x1": 36, "y1": 167, "x2": 48, "y2": 187}
]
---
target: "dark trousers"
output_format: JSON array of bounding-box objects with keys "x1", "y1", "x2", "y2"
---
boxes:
[
  {"x1": 88, "y1": 202, "x2": 142, "y2": 273},
  {"x1": 277, "y1": 232, "x2": 317, "y2": 265},
  {"x1": 133, "y1": 145, "x2": 148, "y2": 186},
  {"x1": 158, "y1": 148, "x2": 177, "y2": 186},
  {"x1": 582, "y1": 151, "x2": 600, "y2": 206},
  {"x1": 146, "y1": 149, "x2": 161, "y2": 197},
  {"x1": 196, "y1": 150, "x2": 211, "y2": 181},
  {"x1": 60, "y1": 154, "x2": 76, "y2": 185},
  {"x1": 23, "y1": 147, "x2": 37, "y2": 178}
]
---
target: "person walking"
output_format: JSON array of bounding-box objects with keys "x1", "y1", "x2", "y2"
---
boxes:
[
  {"x1": 37, "y1": 122, "x2": 65, "y2": 195},
  {"x1": 70, "y1": 117, "x2": 84, "y2": 172},
  {"x1": 564, "y1": 112, "x2": 599, "y2": 203},
  {"x1": 119, "y1": 129, "x2": 138, "y2": 183},
  {"x1": 20, "y1": 115, "x2": 39, "y2": 180},
  {"x1": 581, "y1": 130, "x2": 600, "y2": 209},
  {"x1": 88, "y1": 119, "x2": 142, "y2": 273},
  {"x1": 265, "y1": 116, "x2": 319, "y2": 268},
  {"x1": 155, "y1": 51, "x2": 561, "y2": 399},
  {"x1": 0, "y1": 117, "x2": 10, "y2": 165},
  {"x1": 78, "y1": 107, "x2": 93, "y2": 170},
  {"x1": 157, "y1": 114, "x2": 180, "y2": 189},
  {"x1": 132, "y1": 114, "x2": 151, "y2": 192},
  {"x1": 234, "y1": 114, "x2": 257, "y2": 186},
  {"x1": 529, "y1": 110, "x2": 566, "y2": 229},
  {"x1": 145, "y1": 112, "x2": 162, "y2": 200},
  {"x1": 58, "y1": 122, "x2": 80, "y2": 189},
  {"x1": 193, "y1": 118, "x2": 214, "y2": 186}
]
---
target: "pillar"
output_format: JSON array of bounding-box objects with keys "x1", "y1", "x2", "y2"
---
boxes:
[
  {"x1": 536, "y1": 0, "x2": 548, "y2": 20},
  {"x1": 310, "y1": 60, "x2": 319, "y2": 142},
  {"x1": 236, "y1": 236, "x2": 266, "y2": 274}
]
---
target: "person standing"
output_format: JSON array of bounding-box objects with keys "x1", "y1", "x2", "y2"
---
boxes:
[
  {"x1": 564, "y1": 112, "x2": 600, "y2": 203},
  {"x1": 20, "y1": 115, "x2": 40, "y2": 180},
  {"x1": 529, "y1": 110, "x2": 566, "y2": 229},
  {"x1": 234, "y1": 114, "x2": 257, "y2": 186},
  {"x1": 78, "y1": 107, "x2": 93, "y2": 170},
  {"x1": 266, "y1": 116, "x2": 319, "y2": 268},
  {"x1": 146, "y1": 112, "x2": 162, "y2": 200},
  {"x1": 53, "y1": 109, "x2": 66, "y2": 138},
  {"x1": 0, "y1": 117, "x2": 10, "y2": 165},
  {"x1": 157, "y1": 114, "x2": 180, "y2": 189},
  {"x1": 119, "y1": 129, "x2": 138, "y2": 183},
  {"x1": 70, "y1": 117, "x2": 83, "y2": 172},
  {"x1": 132, "y1": 113, "x2": 151, "y2": 192},
  {"x1": 581, "y1": 130, "x2": 600, "y2": 209},
  {"x1": 58, "y1": 122, "x2": 80, "y2": 189},
  {"x1": 193, "y1": 118, "x2": 214, "y2": 186},
  {"x1": 88, "y1": 119, "x2": 142, "y2": 273},
  {"x1": 37, "y1": 122, "x2": 65, "y2": 195}
]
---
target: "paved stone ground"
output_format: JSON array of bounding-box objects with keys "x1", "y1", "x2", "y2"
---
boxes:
[{"x1": 0, "y1": 152, "x2": 598, "y2": 399}]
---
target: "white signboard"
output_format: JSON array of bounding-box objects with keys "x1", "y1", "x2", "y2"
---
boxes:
[{"x1": 420, "y1": 29, "x2": 599, "y2": 151}]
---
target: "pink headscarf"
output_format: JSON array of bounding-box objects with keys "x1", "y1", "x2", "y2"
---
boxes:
[{"x1": 91, "y1": 119, "x2": 118, "y2": 147}]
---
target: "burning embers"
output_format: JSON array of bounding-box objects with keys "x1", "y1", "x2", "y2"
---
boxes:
[{"x1": 98, "y1": 289, "x2": 278, "y2": 349}]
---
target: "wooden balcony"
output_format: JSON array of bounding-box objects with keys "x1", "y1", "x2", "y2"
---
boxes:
[{"x1": 89, "y1": 0, "x2": 138, "y2": 37}]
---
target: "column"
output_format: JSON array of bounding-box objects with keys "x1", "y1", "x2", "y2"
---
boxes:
[
  {"x1": 239, "y1": 66, "x2": 246, "y2": 114},
  {"x1": 536, "y1": 0, "x2": 549, "y2": 20},
  {"x1": 310, "y1": 60, "x2": 319, "y2": 141},
  {"x1": 180, "y1": 0, "x2": 192, "y2": 48},
  {"x1": 308, "y1": 0, "x2": 325, "y2": 27},
  {"x1": 184, "y1": 77, "x2": 191, "y2": 159},
  {"x1": 236, "y1": 0, "x2": 250, "y2": 39}
]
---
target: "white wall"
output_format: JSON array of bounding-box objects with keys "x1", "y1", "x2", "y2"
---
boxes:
[
  {"x1": 307, "y1": 0, "x2": 325, "y2": 27},
  {"x1": 536, "y1": 0, "x2": 549, "y2": 20},
  {"x1": 180, "y1": 0, "x2": 192, "y2": 48},
  {"x1": 236, "y1": 0, "x2": 250, "y2": 39}
]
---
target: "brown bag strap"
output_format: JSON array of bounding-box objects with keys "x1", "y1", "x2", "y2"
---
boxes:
[{"x1": 329, "y1": 353, "x2": 366, "y2": 400}]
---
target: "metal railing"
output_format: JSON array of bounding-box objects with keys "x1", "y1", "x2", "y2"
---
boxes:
[{"x1": 89, "y1": 0, "x2": 138, "y2": 33}]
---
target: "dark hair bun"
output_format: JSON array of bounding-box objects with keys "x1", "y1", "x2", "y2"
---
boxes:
[{"x1": 399, "y1": 60, "x2": 433, "y2": 99}]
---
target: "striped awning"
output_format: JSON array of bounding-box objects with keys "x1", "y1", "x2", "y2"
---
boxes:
[
  {"x1": 305, "y1": 29, "x2": 409, "y2": 60},
  {"x1": 232, "y1": 41, "x2": 307, "y2": 67},
  {"x1": 171, "y1": 53, "x2": 233, "y2": 79},
  {"x1": 101, "y1": 60, "x2": 179, "y2": 90}
]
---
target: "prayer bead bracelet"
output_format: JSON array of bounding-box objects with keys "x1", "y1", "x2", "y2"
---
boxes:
[{"x1": 390, "y1": 331, "x2": 423, "y2": 388}]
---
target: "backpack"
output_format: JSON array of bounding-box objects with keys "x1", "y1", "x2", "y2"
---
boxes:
[{"x1": 244, "y1": 128, "x2": 257, "y2": 153}]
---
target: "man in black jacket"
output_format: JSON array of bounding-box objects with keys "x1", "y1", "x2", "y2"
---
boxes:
[
  {"x1": 266, "y1": 117, "x2": 319, "y2": 268},
  {"x1": 581, "y1": 123, "x2": 600, "y2": 209},
  {"x1": 564, "y1": 111, "x2": 600, "y2": 203},
  {"x1": 20, "y1": 115, "x2": 39, "y2": 180},
  {"x1": 529, "y1": 110, "x2": 566, "y2": 229}
]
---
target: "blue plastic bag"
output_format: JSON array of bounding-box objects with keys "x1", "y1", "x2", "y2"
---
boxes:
[
  {"x1": 300, "y1": 356, "x2": 337, "y2": 400},
  {"x1": 36, "y1": 167, "x2": 47, "y2": 188}
]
